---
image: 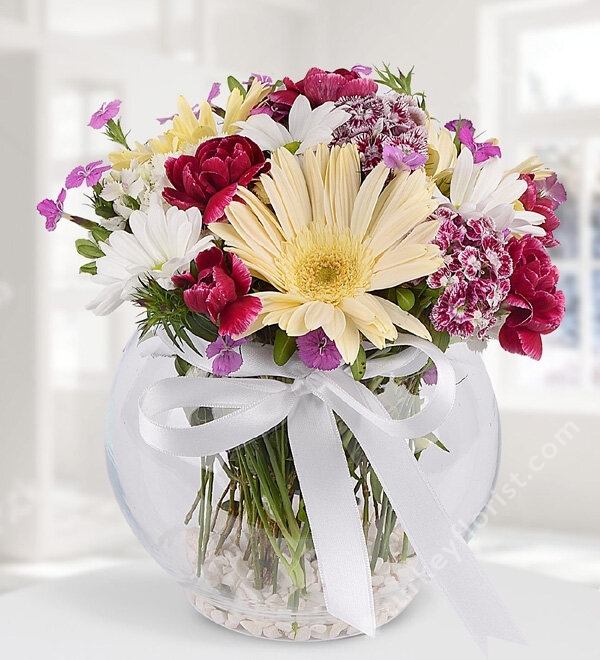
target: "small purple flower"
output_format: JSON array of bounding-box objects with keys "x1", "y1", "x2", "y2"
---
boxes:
[
  {"x1": 206, "y1": 335, "x2": 245, "y2": 376},
  {"x1": 157, "y1": 103, "x2": 201, "y2": 125},
  {"x1": 37, "y1": 188, "x2": 67, "y2": 231},
  {"x1": 65, "y1": 160, "x2": 112, "y2": 189},
  {"x1": 207, "y1": 82, "x2": 221, "y2": 104},
  {"x1": 535, "y1": 172, "x2": 567, "y2": 209},
  {"x1": 88, "y1": 99, "x2": 121, "y2": 129},
  {"x1": 351, "y1": 64, "x2": 373, "y2": 76},
  {"x1": 296, "y1": 329, "x2": 342, "y2": 371},
  {"x1": 422, "y1": 365, "x2": 438, "y2": 385},
  {"x1": 445, "y1": 118, "x2": 501, "y2": 163},
  {"x1": 244, "y1": 73, "x2": 273, "y2": 86},
  {"x1": 382, "y1": 144, "x2": 428, "y2": 171}
]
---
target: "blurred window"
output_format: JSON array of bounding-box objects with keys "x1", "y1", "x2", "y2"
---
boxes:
[{"x1": 482, "y1": 0, "x2": 600, "y2": 408}]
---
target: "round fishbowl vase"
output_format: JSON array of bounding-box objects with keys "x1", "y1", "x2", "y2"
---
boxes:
[{"x1": 106, "y1": 336, "x2": 500, "y2": 641}]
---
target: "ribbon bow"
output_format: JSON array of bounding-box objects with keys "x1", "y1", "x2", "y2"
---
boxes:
[{"x1": 138, "y1": 332, "x2": 524, "y2": 653}]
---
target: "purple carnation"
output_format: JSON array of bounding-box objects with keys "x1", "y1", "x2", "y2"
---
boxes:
[{"x1": 296, "y1": 329, "x2": 342, "y2": 371}]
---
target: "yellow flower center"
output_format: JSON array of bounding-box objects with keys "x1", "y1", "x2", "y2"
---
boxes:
[{"x1": 281, "y1": 224, "x2": 373, "y2": 304}]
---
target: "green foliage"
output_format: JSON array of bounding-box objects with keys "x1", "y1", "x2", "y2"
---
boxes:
[
  {"x1": 75, "y1": 238, "x2": 104, "y2": 259},
  {"x1": 350, "y1": 344, "x2": 367, "y2": 380},
  {"x1": 133, "y1": 278, "x2": 218, "y2": 353},
  {"x1": 90, "y1": 183, "x2": 117, "y2": 220},
  {"x1": 90, "y1": 224, "x2": 110, "y2": 243},
  {"x1": 273, "y1": 328, "x2": 296, "y2": 366},
  {"x1": 79, "y1": 261, "x2": 97, "y2": 276},
  {"x1": 227, "y1": 75, "x2": 247, "y2": 98},
  {"x1": 396, "y1": 287, "x2": 416, "y2": 312},
  {"x1": 104, "y1": 117, "x2": 130, "y2": 149},
  {"x1": 374, "y1": 64, "x2": 426, "y2": 109}
]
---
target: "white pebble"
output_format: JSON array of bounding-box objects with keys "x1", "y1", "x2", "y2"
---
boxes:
[
  {"x1": 225, "y1": 613, "x2": 242, "y2": 629},
  {"x1": 371, "y1": 575, "x2": 384, "y2": 587},
  {"x1": 276, "y1": 621, "x2": 292, "y2": 633},
  {"x1": 240, "y1": 619, "x2": 263, "y2": 637},
  {"x1": 292, "y1": 626, "x2": 311, "y2": 641},
  {"x1": 310, "y1": 624, "x2": 328, "y2": 640},
  {"x1": 329, "y1": 621, "x2": 347, "y2": 638},
  {"x1": 263, "y1": 625, "x2": 282, "y2": 639},
  {"x1": 210, "y1": 609, "x2": 227, "y2": 625}
]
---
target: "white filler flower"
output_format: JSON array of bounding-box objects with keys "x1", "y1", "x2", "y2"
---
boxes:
[
  {"x1": 236, "y1": 94, "x2": 349, "y2": 154},
  {"x1": 87, "y1": 193, "x2": 212, "y2": 315}
]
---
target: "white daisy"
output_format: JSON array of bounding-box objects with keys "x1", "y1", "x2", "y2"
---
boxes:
[
  {"x1": 87, "y1": 193, "x2": 212, "y2": 315},
  {"x1": 441, "y1": 149, "x2": 545, "y2": 236},
  {"x1": 236, "y1": 94, "x2": 349, "y2": 155}
]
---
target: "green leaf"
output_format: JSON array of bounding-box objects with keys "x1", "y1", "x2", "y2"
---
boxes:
[
  {"x1": 227, "y1": 75, "x2": 247, "y2": 98},
  {"x1": 396, "y1": 287, "x2": 415, "y2": 311},
  {"x1": 429, "y1": 327, "x2": 450, "y2": 352},
  {"x1": 369, "y1": 470, "x2": 383, "y2": 504},
  {"x1": 174, "y1": 355, "x2": 191, "y2": 376},
  {"x1": 121, "y1": 195, "x2": 140, "y2": 211},
  {"x1": 75, "y1": 238, "x2": 104, "y2": 259},
  {"x1": 273, "y1": 328, "x2": 296, "y2": 366},
  {"x1": 186, "y1": 312, "x2": 218, "y2": 342},
  {"x1": 90, "y1": 224, "x2": 111, "y2": 243},
  {"x1": 350, "y1": 344, "x2": 367, "y2": 381},
  {"x1": 79, "y1": 261, "x2": 97, "y2": 275}
]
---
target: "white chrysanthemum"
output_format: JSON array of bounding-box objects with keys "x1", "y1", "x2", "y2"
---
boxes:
[
  {"x1": 236, "y1": 94, "x2": 349, "y2": 154},
  {"x1": 211, "y1": 144, "x2": 442, "y2": 364},
  {"x1": 87, "y1": 193, "x2": 212, "y2": 315},
  {"x1": 442, "y1": 149, "x2": 545, "y2": 236}
]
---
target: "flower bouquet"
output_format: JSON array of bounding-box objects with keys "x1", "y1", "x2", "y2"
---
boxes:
[{"x1": 39, "y1": 65, "x2": 565, "y2": 645}]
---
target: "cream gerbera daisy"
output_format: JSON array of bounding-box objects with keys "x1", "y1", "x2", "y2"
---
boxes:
[{"x1": 210, "y1": 144, "x2": 443, "y2": 364}]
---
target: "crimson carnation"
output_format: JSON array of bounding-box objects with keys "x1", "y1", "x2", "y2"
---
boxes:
[
  {"x1": 264, "y1": 67, "x2": 377, "y2": 122},
  {"x1": 163, "y1": 135, "x2": 269, "y2": 224},
  {"x1": 172, "y1": 247, "x2": 262, "y2": 337},
  {"x1": 499, "y1": 235, "x2": 565, "y2": 360},
  {"x1": 518, "y1": 174, "x2": 562, "y2": 248}
]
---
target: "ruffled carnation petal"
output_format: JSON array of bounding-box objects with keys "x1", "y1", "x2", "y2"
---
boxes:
[{"x1": 219, "y1": 295, "x2": 263, "y2": 336}]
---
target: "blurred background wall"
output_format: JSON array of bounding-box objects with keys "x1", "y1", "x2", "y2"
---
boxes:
[{"x1": 0, "y1": 0, "x2": 598, "y2": 589}]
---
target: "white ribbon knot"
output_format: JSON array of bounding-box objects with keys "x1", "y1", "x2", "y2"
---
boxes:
[{"x1": 137, "y1": 332, "x2": 524, "y2": 654}]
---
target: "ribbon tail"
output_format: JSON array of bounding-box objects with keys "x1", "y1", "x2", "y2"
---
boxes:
[
  {"x1": 287, "y1": 396, "x2": 376, "y2": 636},
  {"x1": 343, "y1": 405, "x2": 526, "y2": 651}
]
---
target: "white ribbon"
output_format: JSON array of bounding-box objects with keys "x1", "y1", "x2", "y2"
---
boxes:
[{"x1": 137, "y1": 332, "x2": 524, "y2": 653}]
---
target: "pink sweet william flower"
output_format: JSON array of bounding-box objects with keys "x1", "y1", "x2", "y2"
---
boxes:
[
  {"x1": 88, "y1": 99, "x2": 121, "y2": 129},
  {"x1": 172, "y1": 246, "x2": 262, "y2": 337},
  {"x1": 499, "y1": 236, "x2": 565, "y2": 360},
  {"x1": 296, "y1": 328, "x2": 342, "y2": 371},
  {"x1": 206, "y1": 335, "x2": 245, "y2": 376},
  {"x1": 37, "y1": 188, "x2": 66, "y2": 231},
  {"x1": 382, "y1": 143, "x2": 428, "y2": 171},
  {"x1": 163, "y1": 135, "x2": 270, "y2": 224},
  {"x1": 65, "y1": 160, "x2": 112, "y2": 189},
  {"x1": 445, "y1": 118, "x2": 501, "y2": 163}
]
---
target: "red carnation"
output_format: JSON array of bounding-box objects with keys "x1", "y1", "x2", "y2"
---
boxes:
[
  {"x1": 499, "y1": 236, "x2": 565, "y2": 360},
  {"x1": 264, "y1": 67, "x2": 377, "y2": 122},
  {"x1": 172, "y1": 247, "x2": 262, "y2": 336},
  {"x1": 163, "y1": 135, "x2": 269, "y2": 224}
]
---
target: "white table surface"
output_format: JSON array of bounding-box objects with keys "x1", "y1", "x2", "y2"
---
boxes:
[{"x1": 1, "y1": 560, "x2": 599, "y2": 660}]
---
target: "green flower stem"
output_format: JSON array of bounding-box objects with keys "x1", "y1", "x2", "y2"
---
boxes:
[{"x1": 401, "y1": 531, "x2": 410, "y2": 562}]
